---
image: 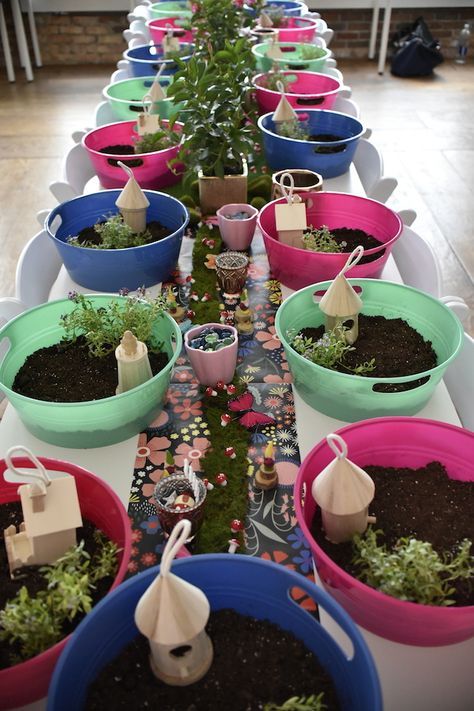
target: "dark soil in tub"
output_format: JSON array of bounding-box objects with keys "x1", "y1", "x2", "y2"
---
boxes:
[
  {"x1": 0, "y1": 501, "x2": 117, "y2": 670},
  {"x1": 304, "y1": 226, "x2": 385, "y2": 264},
  {"x1": 85, "y1": 609, "x2": 341, "y2": 710},
  {"x1": 98, "y1": 145, "x2": 143, "y2": 168},
  {"x1": 75, "y1": 220, "x2": 172, "y2": 248},
  {"x1": 311, "y1": 462, "x2": 474, "y2": 606},
  {"x1": 12, "y1": 335, "x2": 169, "y2": 403},
  {"x1": 298, "y1": 314, "x2": 437, "y2": 392},
  {"x1": 308, "y1": 134, "x2": 346, "y2": 154}
]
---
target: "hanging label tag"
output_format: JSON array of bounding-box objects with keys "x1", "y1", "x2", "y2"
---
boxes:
[
  {"x1": 267, "y1": 42, "x2": 283, "y2": 59},
  {"x1": 275, "y1": 200, "x2": 307, "y2": 248},
  {"x1": 137, "y1": 112, "x2": 161, "y2": 135},
  {"x1": 163, "y1": 35, "x2": 180, "y2": 55}
]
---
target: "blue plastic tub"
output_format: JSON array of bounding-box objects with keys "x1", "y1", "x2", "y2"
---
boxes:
[
  {"x1": 258, "y1": 109, "x2": 365, "y2": 178},
  {"x1": 123, "y1": 43, "x2": 194, "y2": 78},
  {"x1": 47, "y1": 555, "x2": 381, "y2": 711},
  {"x1": 245, "y1": 1, "x2": 305, "y2": 17},
  {"x1": 46, "y1": 190, "x2": 189, "y2": 292}
]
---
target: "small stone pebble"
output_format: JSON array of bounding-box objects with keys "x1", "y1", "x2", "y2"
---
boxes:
[
  {"x1": 224, "y1": 211, "x2": 250, "y2": 220},
  {"x1": 189, "y1": 327, "x2": 235, "y2": 351}
]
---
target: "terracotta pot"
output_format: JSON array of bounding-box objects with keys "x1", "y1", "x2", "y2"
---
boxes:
[
  {"x1": 271, "y1": 168, "x2": 323, "y2": 199},
  {"x1": 216, "y1": 203, "x2": 258, "y2": 250},
  {"x1": 184, "y1": 323, "x2": 238, "y2": 386},
  {"x1": 198, "y1": 160, "x2": 248, "y2": 215}
]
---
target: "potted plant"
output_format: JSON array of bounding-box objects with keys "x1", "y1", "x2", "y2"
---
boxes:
[
  {"x1": 216, "y1": 202, "x2": 259, "y2": 250},
  {"x1": 47, "y1": 555, "x2": 382, "y2": 710},
  {"x1": 147, "y1": 16, "x2": 194, "y2": 44},
  {"x1": 274, "y1": 278, "x2": 463, "y2": 421},
  {"x1": 252, "y1": 40, "x2": 331, "y2": 73},
  {"x1": 149, "y1": 1, "x2": 193, "y2": 21},
  {"x1": 46, "y1": 189, "x2": 189, "y2": 292},
  {"x1": 0, "y1": 293, "x2": 182, "y2": 448},
  {"x1": 245, "y1": 1, "x2": 306, "y2": 19},
  {"x1": 253, "y1": 70, "x2": 342, "y2": 114},
  {"x1": 0, "y1": 453, "x2": 131, "y2": 710},
  {"x1": 123, "y1": 42, "x2": 195, "y2": 78},
  {"x1": 103, "y1": 75, "x2": 184, "y2": 122},
  {"x1": 184, "y1": 323, "x2": 238, "y2": 385},
  {"x1": 295, "y1": 418, "x2": 474, "y2": 709},
  {"x1": 252, "y1": 16, "x2": 325, "y2": 44}
]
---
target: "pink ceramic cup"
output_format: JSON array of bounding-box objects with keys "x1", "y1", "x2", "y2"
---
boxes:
[
  {"x1": 216, "y1": 203, "x2": 259, "y2": 251},
  {"x1": 184, "y1": 323, "x2": 238, "y2": 386}
]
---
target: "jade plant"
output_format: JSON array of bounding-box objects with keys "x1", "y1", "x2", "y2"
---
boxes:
[
  {"x1": 192, "y1": 0, "x2": 244, "y2": 53},
  {"x1": 265, "y1": 694, "x2": 327, "y2": 711},
  {"x1": 302, "y1": 226, "x2": 345, "y2": 254},
  {"x1": 352, "y1": 528, "x2": 474, "y2": 606},
  {"x1": 68, "y1": 214, "x2": 153, "y2": 250},
  {"x1": 0, "y1": 533, "x2": 119, "y2": 661},
  {"x1": 289, "y1": 328, "x2": 376, "y2": 375},
  {"x1": 61, "y1": 291, "x2": 168, "y2": 357}
]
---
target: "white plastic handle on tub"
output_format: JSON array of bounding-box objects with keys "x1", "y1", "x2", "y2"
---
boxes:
[{"x1": 440, "y1": 296, "x2": 470, "y2": 326}]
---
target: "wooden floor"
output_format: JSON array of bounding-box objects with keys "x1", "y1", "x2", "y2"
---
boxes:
[{"x1": 0, "y1": 60, "x2": 472, "y2": 334}]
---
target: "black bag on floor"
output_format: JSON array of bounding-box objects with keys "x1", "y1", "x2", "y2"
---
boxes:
[{"x1": 391, "y1": 16, "x2": 444, "y2": 77}]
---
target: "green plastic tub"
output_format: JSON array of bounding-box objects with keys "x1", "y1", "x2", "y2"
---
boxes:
[
  {"x1": 252, "y1": 42, "x2": 331, "y2": 73},
  {"x1": 149, "y1": 2, "x2": 192, "y2": 20},
  {"x1": 103, "y1": 76, "x2": 184, "y2": 121},
  {"x1": 0, "y1": 296, "x2": 182, "y2": 448},
  {"x1": 275, "y1": 279, "x2": 463, "y2": 421}
]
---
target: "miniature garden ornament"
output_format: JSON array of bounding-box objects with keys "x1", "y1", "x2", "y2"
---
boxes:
[
  {"x1": 215, "y1": 252, "x2": 249, "y2": 297},
  {"x1": 259, "y1": 11, "x2": 274, "y2": 28},
  {"x1": 115, "y1": 162, "x2": 150, "y2": 233},
  {"x1": 148, "y1": 65, "x2": 166, "y2": 105},
  {"x1": 311, "y1": 433, "x2": 376, "y2": 544},
  {"x1": 167, "y1": 285, "x2": 186, "y2": 323},
  {"x1": 255, "y1": 442, "x2": 278, "y2": 490},
  {"x1": 319, "y1": 246, "x2": 364, "y2": 345},
  {"x1": 273, "y1": 81, "x2": 298, "y2": 135},
  {"x1": 267, "y1": 37, "x2": 283, "y2": 59},
  {"x1": 3, "y1": 446, "x2": 82, "y2": 576},
  {"x1": 115, "y1": 330, "x2": 153, "y2": 394},
  {"x1": 275, "y1": 172, "x2": 307, "y2": 249},
  {"x1": 137, "y1": 93, "x2": 161, "y2": 135},
  {"x1": 235, "y1": 300, "x2": 254, "y2": 334},
  {"x1": 134, "y1": 519, "x2": 214, "y2": 686},
  {"x1": 162, "y1": 25, "x2": 180, "y2": 55}
]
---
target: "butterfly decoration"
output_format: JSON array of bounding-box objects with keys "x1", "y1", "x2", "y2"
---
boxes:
[{"x1": 228, "y1": 391, "x2": 276, "y2": 430}]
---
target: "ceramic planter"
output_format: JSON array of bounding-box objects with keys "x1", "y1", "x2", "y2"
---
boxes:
[
  {"x1": 198, "y1": 160, "x2": 248, "y2": 215},
  {"x1": 258, "y1": 191, "x2": 402, "y2": 289},
  {"x1": 275, "y1": 279, "x2": 463, "y2": 420},
  {"x1": 103, "y1": 76, "x2": 183, "y2": 121},
  {"x1": 82, "y1": 119, "x2": 183, "y2": 190},
  {"x1": 147, "y1": 16, "x2": 194, "y2": 44},
  {"x1": 184, "y1": 323, "x2": 238, "y2": 386},
  {"x1": 271, "y1": 168, "x2": 323, "y2": 199},
  {"x1": 47, "y1": 555, "x2": 382, "y2": 711},
  {"x1": 123, "y1": 43, "x2": 194, "y2": 78},
  {"x1": 253, "y1": 71, "x2": 342, "y2": 115},
  {"x1": 149, "y1": 2, "x2": 193, "y2": 21},
  {"x1": 258, "y1": 109, "x2": 365, "y2": 178},
  {"x1": 0, "y1": 296, "x2": 182, "y2": 447},
  {"x1": 46, "y1": 190, "x2": 189, "y2": 292},
  {"x1": 216, "y1": 203, "x2": 258, "y2": 250},
  {"x1": 0, "y1": 455, "x2": 131, "y2": 711},
  {"x1": 252, "y1": 41, "x2": 331, "y2": 73}
]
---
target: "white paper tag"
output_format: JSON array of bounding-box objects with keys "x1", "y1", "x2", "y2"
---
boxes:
[
  {"x1": 137, "y1": 112, "x2": 161, "y2": 136},
  {"x1": 163, "y1": 35, "x2": 180, "y2": 55},
  {"x1": 275, "y1": 201, "x2": 307, "y2": 232}
]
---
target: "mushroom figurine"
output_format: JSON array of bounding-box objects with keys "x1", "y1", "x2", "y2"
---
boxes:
[
  {"x1": 115, "y1": 161, "x2": 150, "y2": 234},
  {"x1": 228, "y1": 538, "x2": 240, "y2": 554},
  {"x1": 234, "y1": 301, "x2": 254, "y2": 335},
  {"x1": 318, "y1": 246, "x2": 364, "y2": 345},
  {"x1": 115, "y1": 330, "x2": 153, "y2": 395},
  {"x1": 273, "y1": 81, "x2": 298, "y2": 136},
  {"x1": 254, "y1": 442, "x2": 278, "y2": 491},
  {"x1": 312, "y1": 433, "x2": 376, "y2": 544},
  {"x1": 215, "y1": 473, "x2": 228, "y2": 487},
  {"x1": 135, "y1": 519, "x2": 213, "y2": 686},
  {"x1": 274, "y1": 172, "x2": 307, "y2": 249}
]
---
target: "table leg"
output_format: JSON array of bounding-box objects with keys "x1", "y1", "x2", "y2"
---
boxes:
[
  {"x1": 369, "y1": 0, "x2": 380, "y2": 59},
  {"x1": 0, "y1": 4, "x2": 15, "y2": 82},
  {"x1": 10, "y1": 0, "x2": 34, "y2": 81},
  {"x1": 27, "y1": 0, "x2": 42, "y2": 68},
  {"x1": 377, "y1": 0, "x2": 392, "y2": 75}
]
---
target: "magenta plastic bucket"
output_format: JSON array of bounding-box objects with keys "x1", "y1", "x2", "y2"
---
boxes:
[
  {"x1": 253, "y1": 71, "x2": 341, "y2": 114},
  {"x1": 82, "y1": 119, "x2": 183, "y2": 190},
  {"x1": 0, "y1": 455, "x2": 131, "y2": 710},
  {"x1": 258, "y1": 191, "x2": 403, "y2": 290},
  {"x1": 271, "y1": 16, "x2": 320, "y2": 43},
  {"x1": 147, "y1": 16, "x2": 194, "y2": 43},
  {"x1": 295, "y1": 417, "x2": 474, "y2": 647}
]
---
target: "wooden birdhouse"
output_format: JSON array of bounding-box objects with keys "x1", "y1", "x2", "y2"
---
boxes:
[
  {"x1": 311, "y1": 433, "x2": 375, "y2": 544},
  {"x1": 162, "y1": 26, "x2": 180, "y2": 56},
  {"x1": 135, "y1": 519, "x2": 213, "y2": 686},
  {"x1": 267, "y1": 38, "x2": 283, "y2": 59},
  {"x1": 275, "y1": 172, "x2": 307, "y2": 248},
  {"x1": 319, "y1": 246, "x2": 364, "y2": 344},
  {"x1": 115, "y1": 330, "x2": 153, "y2": 394},
  {"x1": 259, "y1": 11, "x2": 274, "y2": 28},
  {"x1": 3, "y1": 446, "x2": 82, "y2": 577},
  {"x1": 273, "y1": 81, "x2": 298, "y2": 135},
  {"x1": 148, "y1": 67, "x2": 166, "y2": 106},
  {"x1": 115, "y1": 161, "x2": 150, "y2": 233},
  {"x1": 255, "y1": 442, "x2": 278, "y2": 491}
]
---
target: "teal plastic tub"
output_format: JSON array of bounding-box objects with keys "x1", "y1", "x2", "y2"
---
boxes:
[
  {"x1": 252, "y1": 41, "x2": 331, "y2": 73},
  {"x1": 103, "y1": 76, "x2": 183, "y2": 121},
  {"x1": 275, "y1": 280, "x2": 463, "y2": 421},
  {"x1": 149, "y1": 2, "x2": 192, "y2": 20},
  {"x1": 0, "y1": 296, "x2": 182, "y2": 448}
]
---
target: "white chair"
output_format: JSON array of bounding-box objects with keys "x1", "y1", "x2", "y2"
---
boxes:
[
  {"x1": 332, "y1": 95, "x2": 360, "y2": 119},
  {"x1": 49, "y1": 142, "x2": 95, "y2": 203},
  {"x1": 15, "y1": 230, "x2": 62, "y2": 309},
  {"x1": 71, "y1": 129, "x2": 87, "y2": 144},
  {"x1": 391, "y1": 223, "x2": 441, "y2": 297},
  {"x1": 94, "y1": 101, "x2": 117, "y2": 127},
  {"x1": 124, "y1": 30, "x2": 149, "y2": 47},
  {"x1": 444, "y1": 331, "x2": 474, "y2": 431},
  {"x1": 319, "y1": 29, "x2": 334, "y2": 47},
  {"x1": 397, "y1": 208, "x2": 417, "y2": 227},
  {"x1": 353, "y1": 138, "x2": 398, "y2": 203},
  {"x1": 110, "y1": 68, "x2": 130, "y2": 84}
]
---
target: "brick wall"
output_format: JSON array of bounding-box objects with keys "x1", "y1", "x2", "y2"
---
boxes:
[{"x1": 1, "y1": 7, "x2": 472, "y2": 67}]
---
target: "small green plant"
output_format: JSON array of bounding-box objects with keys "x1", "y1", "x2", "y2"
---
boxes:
[
  {"x1": 0, "y1": 534, "x2": 119, "y2": 660},
  {"x1": 61, "y1": 291, "x2": 168, "y2": 357},
  {"x1": 289, "y1": 328, "x2": 376, "y2": 375},
  {"x1": 69, "y1": 214, "x2": 153, "y2": 250},
  {"x1": 264, "y1": 694, "x2": 327, "y2": 711},
  {"x1": 299, "y1": 45, "x2": 324, "y2": 61},
  {"x1": 263, "y1": 70, "x2": 292, "y2": 92},
  {"x1": 133, "y1": 124, "x2": 181, "y2": 154},
  {"x1": 276, "y1": 120, "x2": 309, "y2": 140},
  {"x1": 352, "y1": 528, "x2": 474, "y2": 606},
  {"x1": 302, "y1": 225, "x2": 344, "y2": 253}
]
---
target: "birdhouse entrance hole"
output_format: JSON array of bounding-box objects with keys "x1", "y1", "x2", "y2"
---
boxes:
[{"x1": 170, "y1": 645, "x2": 192, "y2": 658}]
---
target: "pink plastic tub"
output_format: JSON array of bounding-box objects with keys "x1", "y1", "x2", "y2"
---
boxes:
[
  {"x1": 147, "y1": 16, "x2": 194, "y2": 43},
  {"x1": 295, "y1": 417, "x2": 474, "y2": 647},
  {"x1": 82, "y1": 119, "x2": 183, "y2": 190},
  {"x1": 258, "y1": 191, "x2": 403, "y2": 290},
  {"x1": 253, "y1": 71, "x2": 341, "y2": 114},
  {"x1": 0, "y1": 455, "x2": 131, "y2": 710},
  {"x1": 260, "y1": 16, "x2": 320, "y2": 43}
]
